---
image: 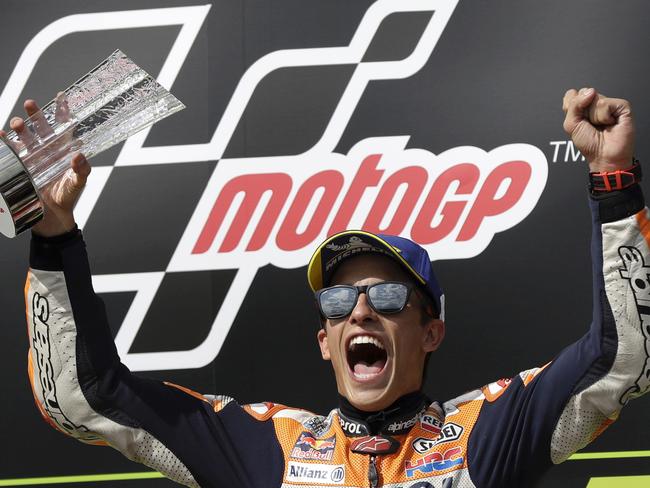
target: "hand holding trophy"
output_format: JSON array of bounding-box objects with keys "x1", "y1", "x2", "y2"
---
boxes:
[{"x1": 0, "y1": 50, "x2": 184, "y2": 237}]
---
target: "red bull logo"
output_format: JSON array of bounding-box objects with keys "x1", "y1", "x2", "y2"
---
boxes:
[{"x1": 291, "y1": 432, "x2": 337, "y2": 461}]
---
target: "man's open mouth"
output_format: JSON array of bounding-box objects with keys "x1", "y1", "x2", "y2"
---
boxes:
[{"x1": 347, "y1": 335, "x2": 388, "y2": 380}]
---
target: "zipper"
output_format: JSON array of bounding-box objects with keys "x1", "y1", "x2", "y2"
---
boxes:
[{"x1": 368, "y1": 455, "x2": 379, "y2": 488}]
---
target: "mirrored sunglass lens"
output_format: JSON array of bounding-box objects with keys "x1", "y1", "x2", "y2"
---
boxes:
[
  {"x1": 320, "y1": 287, "x2": 357, "y2": 317},
  {"x1": 368, "y1": 283, "x2": 408, "y2": 312}
]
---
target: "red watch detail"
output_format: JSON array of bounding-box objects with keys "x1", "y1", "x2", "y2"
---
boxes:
[{"x1": 589, "y1": 160, "x2": 642, "y2": 192}]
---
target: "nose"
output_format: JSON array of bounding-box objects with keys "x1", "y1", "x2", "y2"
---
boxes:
[{"x1": 350, "y1": 292, "x2": 377, "y2": 324}]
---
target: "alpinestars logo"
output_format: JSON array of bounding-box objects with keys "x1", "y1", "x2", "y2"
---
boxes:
[{"x1": 7, "y1": 0, "x2": 547, "y2": 371}]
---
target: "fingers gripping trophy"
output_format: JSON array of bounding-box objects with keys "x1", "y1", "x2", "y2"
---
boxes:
[{"x1": 0, "y1": 50, "x2": 184, "y2": 238}]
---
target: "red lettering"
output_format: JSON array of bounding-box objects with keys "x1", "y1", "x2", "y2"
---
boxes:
[
  {"x1": 192, "y1": 154, "x2": 536, "y2": 255},
  {"x1": 426, "y1": 452, "x2": 443, "y2": 463},
  {"x1": 192, "y1": 173, "x2": 292, "y2": 254},
  {"x1": 443, "y1": 446, "x2": 463, "y2": 461},
  {"x1": 411, "y1": 163, "x2": 479, "y2": 243},
  {"x1": 457, "y1": 161, "x2": 531, "y2": 241},
  {"x1": 277, "y1": 171, "x2": 344, "y2": 251},
  {"x1": 363, "y1": 166, "x2": 427, "y2": 235},
  {"x1": 405, "y1": 456, "x2": 426, "y2": 470},
  {"x1": 328, "y1": 154, "x2": 384, "y2": 235}
]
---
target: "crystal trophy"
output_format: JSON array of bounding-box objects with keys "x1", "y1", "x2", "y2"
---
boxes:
[{"x1": 0, "y1": 49, "x2": 185, "y2": 237}]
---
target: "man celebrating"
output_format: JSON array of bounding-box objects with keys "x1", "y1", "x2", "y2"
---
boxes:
[{"x1": 12, "y1": 87, "x2": 649, "y2": 487}]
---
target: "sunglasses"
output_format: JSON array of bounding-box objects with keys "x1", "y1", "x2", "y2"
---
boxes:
[{"x1": 315, "y1": 281, "x2": 414, "y2": 319}]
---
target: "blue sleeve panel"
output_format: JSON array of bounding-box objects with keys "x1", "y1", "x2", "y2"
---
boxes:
[{"x1": 466, "y1": 184, "x2": 645, "y2": 487}]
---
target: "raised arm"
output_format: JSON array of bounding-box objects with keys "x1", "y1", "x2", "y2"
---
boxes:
[
  {"x1": 546, "y1": 88, "x2": 647, "y2": 461},
  {"x1": 10, "y1": 100, "x2": 285, "y2": 487},
  {"x1": 461, "y1": 89, "x2": 648, "y2": 487}
]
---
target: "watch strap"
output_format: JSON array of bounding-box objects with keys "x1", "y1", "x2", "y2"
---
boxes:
[{"x1": 589, "y1": 160, "x2": 642, "y2": 192}]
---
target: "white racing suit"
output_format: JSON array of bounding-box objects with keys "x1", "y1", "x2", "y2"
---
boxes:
[{"x1": 24, "y1": 185, "x2": 650, "y2": 487}]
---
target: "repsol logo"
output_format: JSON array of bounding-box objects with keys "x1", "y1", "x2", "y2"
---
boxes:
[
  {"x1": 420, "y1": 413, "x2": 444, "y2": 435},
  {"x1": 339, "y1": 417, "x2": 366, "y2": 435}
]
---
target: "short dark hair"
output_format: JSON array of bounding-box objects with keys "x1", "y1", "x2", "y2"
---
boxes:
[{"x1": 412, "y1": 286, "x2": 438, "y2": 384}]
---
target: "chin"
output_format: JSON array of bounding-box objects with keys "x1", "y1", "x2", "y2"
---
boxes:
[{"x1": 345, "y1": 387, "x2": 396, "y2": 412}]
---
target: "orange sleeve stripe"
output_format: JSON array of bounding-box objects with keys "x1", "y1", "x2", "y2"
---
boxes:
[
  {"x1": 522, "y1": 361, "x2": 552, "y2": 387},
  {"x1": 635, "y1": 209, "x2": 650, "y2": 249},
  {"x1": 244, "y1": 403, "x2": 287, "y2": 420},
  {"x1": 24, "y1": 276, "x2": 31, "y2": 339},
  {"x1": 590, "y1": 417, "x2": 616, "y2": 442},
  {"x1": 163, "y1": 382, "x2": 210, "y2": 404}
]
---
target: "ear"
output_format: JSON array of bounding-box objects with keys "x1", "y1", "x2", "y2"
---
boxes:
[
  {"x1": 422, "y1": 319, "x2": 445, "y2": 353},
  {"x1": 317, "y1": 328, "x2": 331, "y2": 360}
]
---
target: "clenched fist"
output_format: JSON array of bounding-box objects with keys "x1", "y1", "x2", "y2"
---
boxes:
[{"x1": 562, "y1": 87, "x2": 635, "y2": 173}]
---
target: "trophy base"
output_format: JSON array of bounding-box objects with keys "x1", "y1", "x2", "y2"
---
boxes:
[{"x1": 0, "y1": 139, "x2": 43, "y2": 238}]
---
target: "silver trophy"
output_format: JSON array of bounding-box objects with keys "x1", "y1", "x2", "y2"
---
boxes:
[{"x1": 0, "y1": 49, "x2": 185, "y2": 238}]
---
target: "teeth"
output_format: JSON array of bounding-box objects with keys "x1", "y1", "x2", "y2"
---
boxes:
[
  {"x1": 349, "y1": 335, "x2": 385, "y2": 350},
  {"x1": 353, "y1": 373, "x2": 378, "y2": 379}
]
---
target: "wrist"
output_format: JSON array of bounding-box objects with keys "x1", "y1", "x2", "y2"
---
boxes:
[
  {"x1": 32, "y1": 215, "x2": 77, "y2": 238},
  {"x1": 589, "y1": 159, "x2": 641, "y2": 193},
  {"x1": 588, "y1": 155, "x2": 636, "y2": 173}
]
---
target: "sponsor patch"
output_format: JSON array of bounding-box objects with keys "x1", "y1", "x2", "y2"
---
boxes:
[
  {"x1": 412, "y1": 423, "x2": 464, "y2": 454},
  {"x1": 339, "y1": 417, "x2": 367, "y2": 436},
  {"x1": 387, "y1": 413, "x2": 420, "y2": 433},
  {"x1": 351, "y1": 435, "x2": 399, "y2": 455},
  {"x1": 325, "y1": 235, "x2": 379, "y2": 253},
  {"x1": 286, "y1": 462, "x2": 345, "y2": 484},
  {"x1": 291, "y1": 432, "x2": 336, "y2": 461},
  {"x1": 405, "y1": 446, "x2": 464, "y2": 477},
  {"x1": 420, "y1": 413, "x2": 444, "y2": 435}
]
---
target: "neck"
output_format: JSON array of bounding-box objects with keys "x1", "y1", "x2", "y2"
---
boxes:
[{"x1": 338, "y1": 391, "x2": 429, "y2": 436}]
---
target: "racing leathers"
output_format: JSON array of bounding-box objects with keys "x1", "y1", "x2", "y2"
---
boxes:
[{"x1": 24, "y1": 185, "x2": 650, "y2": 487}]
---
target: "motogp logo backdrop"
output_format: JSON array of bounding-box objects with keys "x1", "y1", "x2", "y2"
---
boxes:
[{"x1": 3, "y1": 0, "x2": 547, "y2": 372}]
